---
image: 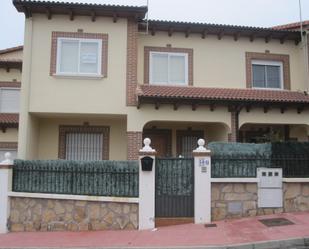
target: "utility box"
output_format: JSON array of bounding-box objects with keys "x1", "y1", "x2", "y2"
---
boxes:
[{"x1": 257, "y1": 168, "x2": 283, "y2": 208}]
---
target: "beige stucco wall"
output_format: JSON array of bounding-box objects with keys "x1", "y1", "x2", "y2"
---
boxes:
[
  {"x1": 27, "y1": 14, "x2": 128, "y2": 115},
  {"x1": 0, "y1": 128, "x2": 18, "y2": 142},
  {"x1": 37, "y1": 116, "x2": 127, "y2": 160},
  {"x1": 137, "y1": 32, "x2": 306, "y2": 91},
  {"x1": 239, "y1": 109, "x2": 309, "y2": 127},
  {"x1": 0, "y1": 69, "x2": 21, "y2": 82},
  {"x1": 0, "y1": 50, "x2": 23, "y2": 60},
  {"x1": 127, "y1": 105, "x2": 231, "y2": 131}
]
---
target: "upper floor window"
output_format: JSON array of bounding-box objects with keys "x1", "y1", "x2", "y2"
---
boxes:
[
  {"x1": 56, "y1": 38, "x2": 102, "y2": 76},
  {"x1": 0, "y1": 88, "x2": 20, "y2": 113},
  {"x1": 252, "y1": 60, "x2": 283, "y2": 89},
  {"x1": 149, "y1": 52, "x2": 188, "y2": 85}
]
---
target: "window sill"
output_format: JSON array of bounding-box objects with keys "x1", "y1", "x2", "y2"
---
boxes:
[
  {"x1": 252, "y1": 87, "x2": 285, "y2": 91},
  {"x1": 148, "y1": 83, "x2": 189, "y2": 87},
  {"x1": 53, "y1": 74, "x2": 104, "y2": 80}
]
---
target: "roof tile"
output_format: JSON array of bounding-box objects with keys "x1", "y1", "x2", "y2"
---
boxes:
[{"x1": 138, "y1": 85, "x2": 309, "y2": 104}]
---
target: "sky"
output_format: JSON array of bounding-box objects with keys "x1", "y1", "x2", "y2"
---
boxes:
[{"x1": 1, "y1": 0, "x2": 309, "y2": 50}]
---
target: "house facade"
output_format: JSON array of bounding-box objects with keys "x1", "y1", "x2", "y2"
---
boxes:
[
  {"x1": 0, "y1": 46, "x2": 22, "y2": 160},
  {"x1": 13, "y1": 0, "x2": 309, "y2": 161}
]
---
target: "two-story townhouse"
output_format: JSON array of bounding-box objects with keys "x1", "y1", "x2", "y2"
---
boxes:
[
  {"x1": 13, "y1": 0, "x2": 309, "y2": 161},
  {"x1": 0, "y1": 45, "x2": 22, "y2": 160}
]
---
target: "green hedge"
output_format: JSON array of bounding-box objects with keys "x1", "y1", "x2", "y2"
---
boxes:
[{"x1": 13, "y1": 160, "x2": 139, "y2": 197}]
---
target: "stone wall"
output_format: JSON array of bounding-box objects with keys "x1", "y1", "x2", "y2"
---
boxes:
[
  {"x1": 9, "y1": 197, "x2": 138, "y2": 232},
  {"x1": 211, "y1": 183, "x2": 309, "y2": 221}
]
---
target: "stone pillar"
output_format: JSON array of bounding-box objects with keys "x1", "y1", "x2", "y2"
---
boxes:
[
  {"x1": 0, "y1": 152, "x2": 13, "y2": 233},
  {"x1": 192, "y1": 139, "x2": 212, "y2": 224},
  {"x1": 138, "y1": 138, "x2": 156, "y2": 230},
  {"x1": 127, "y1": 131, "x2": 143, "y2": 160}
]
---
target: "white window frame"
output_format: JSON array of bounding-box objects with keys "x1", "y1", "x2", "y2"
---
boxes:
[
  {"x1": 149, "y1": 51, "x2": 189, "y2": 85},
  {"x1": 0, "y1": 87, "x2": 20, "y2": 113},
  {"x1": 56, "y1": 37, "x2": 102, "y2": 77},
  {"x1": 251, "y1": 60, "x2": 284, "y2": 90}
]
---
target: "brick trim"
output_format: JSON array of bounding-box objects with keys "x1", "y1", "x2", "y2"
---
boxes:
[
  {"x1": 0, "y1": 82, "x2": 21, "y2": 88},
  {"x1": 127, "y1": 131, "x2": 142, "y2": 160},
  {"x1": 144, "y1": 46, "x2": 193, "y2": 86},
  {"x1": 58, "y1": 125, "x2": 110, "y2": 160},
  {"x1": 0, "y1": 142, "x2": 18, "y2": 149},
  {"x1": 245, "y1": 52, "x2": 290, "y2": 90},
  {"x1": 230, "y1": 111, "x2": 239, "y2": 142},
  {"x1": 126, "y1": 19, "x2": 138, "y2": 106},
  {"x1": 50, "y1": 31, "x2": 108, "y2": 76}
]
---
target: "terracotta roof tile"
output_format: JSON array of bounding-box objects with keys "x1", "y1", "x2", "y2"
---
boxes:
[
  {"x1": 0, "y1": 46, "x2": 23, "y2": 55},
  {"x1": 273, "y1": 20, "x2": 309, "y2": 30},
  {"x1": 0, "y1": 114, "x2": 19, "y2": 125},
  {"x1": 138, "y1": 85, "x2": 309, "y2": 104}
]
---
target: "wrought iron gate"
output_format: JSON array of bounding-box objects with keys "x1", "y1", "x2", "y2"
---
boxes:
[{"x1": 155, "y1": 158, "x2": 194, "y2": 218}]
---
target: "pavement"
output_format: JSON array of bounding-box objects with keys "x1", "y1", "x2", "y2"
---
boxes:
[{"x1": 1, "y1": 212, "x2": 309, "y2": 249}]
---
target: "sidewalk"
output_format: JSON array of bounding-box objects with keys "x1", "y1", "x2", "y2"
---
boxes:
[{"x1": 0, "y1": 212, "x2": 309, "y2": 248}]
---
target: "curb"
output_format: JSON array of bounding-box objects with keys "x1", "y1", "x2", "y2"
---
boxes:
[{"x1": 0, "y1": 237, "x2": 309, "y2": 249}]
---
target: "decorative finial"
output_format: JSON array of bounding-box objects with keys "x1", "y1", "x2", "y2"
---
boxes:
[
  {"x1": 140, "y1": 138, "x2": 156, "y2": 152},
  {"x1": 193, "y1": 138, "x2": 210, "y2": 153},
  {"x1": 0, "y1": 152, "x2": 13, "y2": 165}
]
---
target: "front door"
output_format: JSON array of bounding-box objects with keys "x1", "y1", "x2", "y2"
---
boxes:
[
  {"x1": 177, "y1": 130, "x2": 204, "y2": 158},
  {"x1": 143, "y1": 129, "x2": 172, "y2": 157}
]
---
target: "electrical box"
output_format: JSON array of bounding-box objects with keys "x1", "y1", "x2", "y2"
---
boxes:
[{"x1": 257, "y1": 168, "x2": 283, "y2": 208}]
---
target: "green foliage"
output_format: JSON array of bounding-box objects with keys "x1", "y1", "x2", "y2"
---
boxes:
[{"x1": 13, "y1": 160, "x2": 139, "y2": 197}]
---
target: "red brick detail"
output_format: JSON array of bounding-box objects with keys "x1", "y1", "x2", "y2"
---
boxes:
[
  {"x1": 245, "y1": 52, "x2": 290, "y2": 90},
  {"x1": 126, "y1": 19, "x2": 139, "y2": 106},
  {"x1": 58, "y1": 125, "x2": 110, "y2": 160},
  {"x1": 144, "y1": 46, "x2": 193, "y2": 85},
  {"x1": 230, "y1": 110, "x2": 239, "y2": 142},
  {"x1": 50, "y1": 31, "x2": 108, "y2": 76},
  {"x1": 0, "y1": 82, "x2": 21, "y2": 88},
  {"x1": 127, "y1": 131, "x2": 142, "y2": 160}
]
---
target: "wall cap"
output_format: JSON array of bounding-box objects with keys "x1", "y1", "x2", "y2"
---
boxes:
[{"x1": 8, "y1": 192, "x2": 139, "y2": 203}]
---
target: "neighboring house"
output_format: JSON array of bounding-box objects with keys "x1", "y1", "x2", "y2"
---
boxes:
[
  {"x1": 12, "y1": 0, "x2": 309, "y2": 161},
  {"x1": 0, "y1": 45, "x2": 22, "y2": 161}
]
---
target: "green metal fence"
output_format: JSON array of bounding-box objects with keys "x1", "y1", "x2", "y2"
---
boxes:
[{"x1": 12, "y1": 160, "x2": 139, "y2": 197}]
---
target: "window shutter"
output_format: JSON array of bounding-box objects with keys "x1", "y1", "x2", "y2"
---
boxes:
[{"x1": 0, "y1": 89, "x2": 20, "y2": 113}]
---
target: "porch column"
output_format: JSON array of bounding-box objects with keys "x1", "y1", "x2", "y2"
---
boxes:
[
  {"x1": 192, "y1": 139, "x2": 211, "y2": 224},
  {"x1": 229, "y1": 109, "x2": 239, "y2": 142},
  {"x1": 127, "y1": 131, "x2": 143, "y2": 160},
  {"x1": 0, "y1": 153, "x2": 13, "y2": 233},
  {"x1": 138, "y1": 138, "x2": 156, "y2": 230}
]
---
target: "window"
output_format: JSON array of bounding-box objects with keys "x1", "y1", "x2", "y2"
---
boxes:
[
  {"x1": 56, "y1": 38, "x2": 102, "y2": 76},
  {"x1": 65, "y1": 132, "x2": 103, "y2": 161},
  {"x1": 150, "y1": 52, "x2": 188, "y2": 85},
  {"x1": 0, "y1": 149, "x2": 17, "y2": 161},
  {"x1": 59, "y1": 126, "x2": 109, "y2": 160},
  {"x1": 0, "y1": 88, "x2": 20, "y2": 113},
  {"x1": 251, "y1": 60, "x2": 283, "y2": 89}
]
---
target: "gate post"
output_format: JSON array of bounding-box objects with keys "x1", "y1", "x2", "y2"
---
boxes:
[
  {"x1": 192, "y1": 139, "x2": 211, "y2": 224},
  {"x1": 0, "y1": 152, "x2": 13, "y2": 233},
  {"x1": 138, "y1": 138, "x2": 156, "y2": 230}
]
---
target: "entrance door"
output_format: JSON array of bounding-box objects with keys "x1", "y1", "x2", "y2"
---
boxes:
[
  {"x1": 177, "y1": 130, "x2": 204, "y2": 158},
  {"x1": 143, "y1": 129, "x2": 172, "y2": 157},
  {"x1": 155, "y1": 157, "x2": 194, "y2": 227}
]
